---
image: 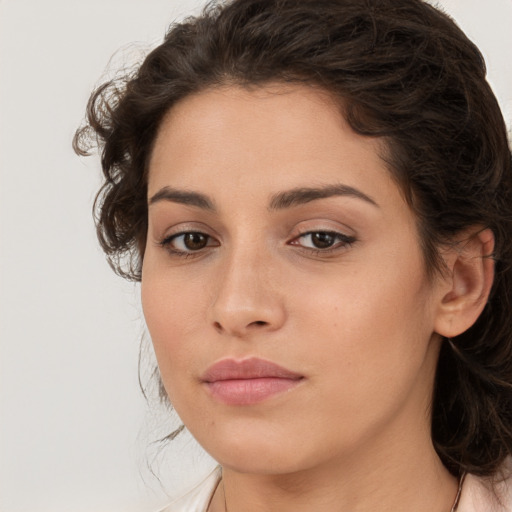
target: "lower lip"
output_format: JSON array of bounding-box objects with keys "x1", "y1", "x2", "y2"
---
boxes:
[{"x1": 205, "y1": 377, "x2": 302, "y2": 405}]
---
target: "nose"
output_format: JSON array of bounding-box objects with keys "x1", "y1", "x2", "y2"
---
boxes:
[{"x1": 209, "y1": 246, "x2": 286, "y2": 338}]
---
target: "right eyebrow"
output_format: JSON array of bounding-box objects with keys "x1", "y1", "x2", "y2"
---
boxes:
[{"x1": 148, "y1": 186, "x2": 216, "y2": 211}]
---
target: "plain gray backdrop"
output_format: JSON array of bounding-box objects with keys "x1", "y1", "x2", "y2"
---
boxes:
[{"x1": 1, "y1": 1, "x2": 511, "y2": 510}]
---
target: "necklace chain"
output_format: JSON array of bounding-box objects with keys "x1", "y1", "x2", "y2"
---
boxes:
[{"x1": 221, "y1": 471, "x2": 466, "y2": 512}]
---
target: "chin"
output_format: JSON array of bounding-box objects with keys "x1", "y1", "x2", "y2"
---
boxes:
[
  {"x1": 217, "y1": 450, "x2": 312, "y2": 476},
  {"x1": 189, "y1": 422, "x2": 333, "y2": 476}
]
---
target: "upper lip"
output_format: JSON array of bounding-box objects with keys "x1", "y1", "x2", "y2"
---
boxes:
[{"x1": 201, "y1": 357, "x2": 303, "y2": 382}]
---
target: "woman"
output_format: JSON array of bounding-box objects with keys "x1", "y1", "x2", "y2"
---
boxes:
[{"x1": 74, "y1": 0, "x2": 512, "y2": 510}]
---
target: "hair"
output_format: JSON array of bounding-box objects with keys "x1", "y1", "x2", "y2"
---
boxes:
[{"x1": 74, "y1": 0, "x2": 512, "y2": 478}]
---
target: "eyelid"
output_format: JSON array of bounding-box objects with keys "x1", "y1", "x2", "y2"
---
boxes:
[
  {"x1": 288, "y1": 218, "x2": 355, "y2": 240},
  {"x1": 161, "y1": 231, "x2": 219, "y2": 246},
  {"x1": 289, "y1": 230, "x2": 355, "y2": 248},
  {"x1": 157, "y1": 232, "x2": 218, "y2": 260},
  {"x1": 156, "y1": 222, "x2": 221, "y2": 258},
  {"x1": 156, "y1": 220, "x2": 220, "y2": 243},
  {"x1": 286, "y1": 217, "x2": 358, "y2": 256}
]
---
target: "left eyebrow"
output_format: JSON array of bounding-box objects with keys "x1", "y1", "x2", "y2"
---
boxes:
[{"x1": 268, "y1": 184, "x2": 379, "y2": 210}]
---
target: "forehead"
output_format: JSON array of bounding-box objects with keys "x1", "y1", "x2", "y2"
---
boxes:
[{"x1": 148, "y1": 83, "x2": 400, "y2": 210}]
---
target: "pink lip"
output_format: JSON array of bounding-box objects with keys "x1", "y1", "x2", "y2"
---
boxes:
[{"x1": 201, "y1": 358, "x2": 303, "y2": 405}]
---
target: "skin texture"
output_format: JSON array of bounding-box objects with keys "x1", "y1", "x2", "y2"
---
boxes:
[{"x1": 142, "y1": 84, "x2": 494, "y2": 511}]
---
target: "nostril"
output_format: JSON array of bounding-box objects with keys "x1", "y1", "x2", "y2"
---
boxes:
[
  {"x1": 250, "y1": 321, "x2": 268, "y2": 327},
  {"x1": 212, "y1": 319, "x2": 266, "y2": 333}
]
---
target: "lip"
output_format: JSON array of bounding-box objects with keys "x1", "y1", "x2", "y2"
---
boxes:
[{"x1": 201, "y1": 357, "x2": 304, "y2": 405}]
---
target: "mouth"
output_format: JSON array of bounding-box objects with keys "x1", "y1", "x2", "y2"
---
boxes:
[{"x1": 201, "y1": 357, "x2": 304, "y2": 405}]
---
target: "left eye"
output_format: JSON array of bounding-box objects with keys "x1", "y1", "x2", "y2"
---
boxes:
[{"x1": 291, "y1": 231, "x2": 355, "y2": 250}]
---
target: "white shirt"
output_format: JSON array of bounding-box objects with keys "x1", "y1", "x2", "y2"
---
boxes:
[
  {"x1": 159, "y1": 466, "x2": 512, "y2": 512},
  {"x1": 458, "y1": 471, "x2": 512, "y2": 511},
  {"x1": 159, "y1": 468, "x2": 221, "y2": 512}
]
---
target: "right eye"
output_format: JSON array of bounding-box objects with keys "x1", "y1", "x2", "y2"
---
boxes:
[{"x1": 160, "y1": 231, "x2": 219, "y2": 256}]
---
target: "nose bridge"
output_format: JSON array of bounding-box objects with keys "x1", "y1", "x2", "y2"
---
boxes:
[{"x1": 210, "y1": 237, "x2": 285, "y2": 336}]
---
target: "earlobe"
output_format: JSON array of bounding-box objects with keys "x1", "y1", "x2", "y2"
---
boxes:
[{"x1": 434, "y1": 228, "x2": 495, "y2": 338}]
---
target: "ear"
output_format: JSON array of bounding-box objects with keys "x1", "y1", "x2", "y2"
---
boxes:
[{"x1": 434, "y1": 228, "x2": 495, "y2": 338}]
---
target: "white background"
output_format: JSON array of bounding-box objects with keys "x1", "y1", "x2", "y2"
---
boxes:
[{"x1": 1, "y1": 1, "x2": 511, "y2": 511}]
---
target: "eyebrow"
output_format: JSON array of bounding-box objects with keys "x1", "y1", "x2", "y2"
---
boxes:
[
  {"x1": 148, "y1": 186, "x2": 216, "y2": 211},
  {"x1": 148, "y1": 183, "x2": 378, "y2": 211},
  {"x1": 268, "y1": 184, "x2": 379, "y2": 210}
]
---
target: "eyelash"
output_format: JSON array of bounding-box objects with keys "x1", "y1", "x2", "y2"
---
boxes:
[
  {"x1": 159, "y1": 232, "x2": 218, "y2": 258},
  {"x1": 289, "y1": 231, "x2": 356, "y2": 255},
  {"x1": 159, "y1": 230, "x2": 356, "y2": 258}
]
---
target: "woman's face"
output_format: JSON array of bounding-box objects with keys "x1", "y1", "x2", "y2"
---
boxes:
[{"x1": 142, "y1": 84, "x2": 446, "y2": 474}]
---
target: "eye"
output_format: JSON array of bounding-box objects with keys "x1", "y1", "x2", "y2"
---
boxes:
[
  {"x1": 160, "y1": 231, "x2": 218, "y2": 255},
  {"x1": 290, "y1": 231, "x2": 355, "y2": 251}
]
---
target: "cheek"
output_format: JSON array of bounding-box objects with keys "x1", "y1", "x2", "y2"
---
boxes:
[
  {"x1": 141, "y1": 265, "x2": 207, "y2": 381},
  {"x1": 289, "y1": 279, "x2": 436, "y2": 455},
  {"x1": 296, "y1": 257, "x2": 435, "y2": 385}
]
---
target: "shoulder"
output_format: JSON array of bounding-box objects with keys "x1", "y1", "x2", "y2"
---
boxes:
[
  {"x1": 157, "y1": 467, "x2": 221, "y2": 512},
  {"x1": 459, "y1": 460, "x2": 512, "y2": 512}
]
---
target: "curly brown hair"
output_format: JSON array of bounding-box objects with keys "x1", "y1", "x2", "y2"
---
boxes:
[{"x1": 74, "y1": 0, "x2": 512, "y2": 478}]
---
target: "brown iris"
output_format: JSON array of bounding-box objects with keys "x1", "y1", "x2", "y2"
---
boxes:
[
  {"x1": 183, "y1": 232, "x2": 209, "y2": 250},
  {"x1": 310, "y1": 232, "x2": 336, "y2": 249}
]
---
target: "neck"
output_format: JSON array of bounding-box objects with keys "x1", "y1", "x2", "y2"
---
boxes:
[{"x1": 209, "y1": 427, "x2": 458, "y2": 512}]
